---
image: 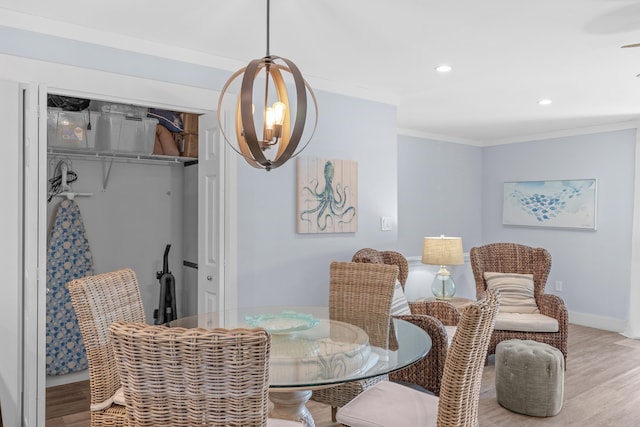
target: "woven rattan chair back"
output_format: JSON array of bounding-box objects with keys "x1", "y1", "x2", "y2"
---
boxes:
[
  {"x1": 351, "y1": 248, "x2": 384, "y2": 264},
  {"x1": 328, "y1": 261, "x2": 398, "y2": 340},
  {"x1": 470, "y1": 242, "x2": 551, "y2": 302},
  {"x1": 351, "y1": 248, "x2": 409, "y2": 288},
  {"x1": 436, "y1": 290, "x2": 499, "y2": 427},
  {"x1": 67, "y1": 268, "x2": 145, "y2": 427},
  {"x1": 469, "y1": 242, "x2": 568, "y2": 361},
  {"x1": 312, "y1": 261, "x2": 398, "y2": 420},
  {"x1": 108, "y1": 322, "x2": 272, "y2": 427}
]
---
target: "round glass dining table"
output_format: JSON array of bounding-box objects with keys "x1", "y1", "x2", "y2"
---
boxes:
[{"x1": 169, "y1": 306, "x2": 431, "y2": 427}]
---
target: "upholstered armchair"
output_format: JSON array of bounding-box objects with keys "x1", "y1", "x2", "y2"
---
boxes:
[{"x1": 470, "y1": 242, "x2": 568, "y2": 362}]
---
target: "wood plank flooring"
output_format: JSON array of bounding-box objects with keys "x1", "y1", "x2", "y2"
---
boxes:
[{"x1": 46, "y1": 324, "x2": 640, "y2": 426}]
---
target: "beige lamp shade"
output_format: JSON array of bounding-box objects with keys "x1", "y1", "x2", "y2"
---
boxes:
[{"x1": 421, "y1": 236, "x2": 464, "y2": 266}]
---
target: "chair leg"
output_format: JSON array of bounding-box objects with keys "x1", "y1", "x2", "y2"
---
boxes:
[{"x1": 332, "y1": 406, "x2": 338, "y2": 422}]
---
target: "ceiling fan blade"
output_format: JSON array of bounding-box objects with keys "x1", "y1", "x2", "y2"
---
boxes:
[{"x1": 622, "y1": 43, "x2": 640, "y2": 48}]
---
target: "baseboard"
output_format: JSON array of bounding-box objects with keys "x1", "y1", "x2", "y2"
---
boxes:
[
  {"x1": 568, "y1": 311, "x2": 626, "y2": 333},
  {"x1": 46, "y1": 369, "x2": 89, "y2": 387}
]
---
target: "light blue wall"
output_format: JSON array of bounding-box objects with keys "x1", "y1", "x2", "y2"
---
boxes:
[
  {"x1": 237, "y1": 91, "x2": 399, "y2": 306},
  {"x1": 397, "y1": 129, "x2": 637, "y2": 326},
  {"x1": 0, "y1": 26, "x2": 228, "y2": 91},
  {"x1": 397, "y1": 136, "x2": 483, "y2": 255},
  {"x1": 482, "y1": 129, "x2": 637, "y2": 323},
  {"x1": 397, "y1": 135, "x2": 483, "y2": 300}
]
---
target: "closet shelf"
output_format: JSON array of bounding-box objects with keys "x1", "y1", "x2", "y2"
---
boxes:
[
  {"x1": 48, "y1": 148, "x2": 197, "y2": 190},
  {"x1": 47, "y1": 148, "x2": 197, "y2": 166}
]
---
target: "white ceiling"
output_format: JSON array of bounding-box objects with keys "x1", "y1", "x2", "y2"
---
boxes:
[{"x1": 2, "y1": 0, "x2": 640, "y2": 145}]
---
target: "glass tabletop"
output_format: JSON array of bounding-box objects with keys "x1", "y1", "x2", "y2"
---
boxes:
[{"x1": 168, "y1": 306, "x2": 431, "y2": 389}]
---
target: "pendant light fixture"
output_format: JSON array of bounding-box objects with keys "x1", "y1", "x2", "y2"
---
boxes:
[{"x1": 218, "y1": 0, "x2": 318, "y2": 171}]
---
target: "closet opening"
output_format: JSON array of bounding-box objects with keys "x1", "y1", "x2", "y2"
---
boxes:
[{"x1": 44, "y1": 95, "x2": 201, "y2": 388}]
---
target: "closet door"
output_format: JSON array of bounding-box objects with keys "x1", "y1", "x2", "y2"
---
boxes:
[
  {"x1": 0, "y1": 79, "x2": 40, "y2": 427},
  {"x1": 25, "y1": 82, "x2": 45, "y2": 427},
  {"x1": 198, "y1": 100, "x2": 237, "y2": 317},
  {"x1": 198, "y1": 111, "x2": 226, "y2": 314},
  {"x1": 0, "y1": 78, "x2": 22, "y2": 427}
]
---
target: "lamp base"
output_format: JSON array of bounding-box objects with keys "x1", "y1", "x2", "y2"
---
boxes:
[{"x1": 431, "y1": 267, "x2": 456, "y2": 300}]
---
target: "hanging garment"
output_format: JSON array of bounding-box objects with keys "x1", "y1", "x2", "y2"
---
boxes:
[{"x1": 46, "y1": 199, "x2": 95, "y2": 375}]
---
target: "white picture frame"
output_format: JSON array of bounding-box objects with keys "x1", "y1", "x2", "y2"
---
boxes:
[{"x1": 502, "y1": 179, "x2": 597, "y2": 230}]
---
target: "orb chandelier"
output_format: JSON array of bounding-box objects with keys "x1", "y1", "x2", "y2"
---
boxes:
[{"x1": 218, "y1": 0, "x2": 318, "y2": 171}]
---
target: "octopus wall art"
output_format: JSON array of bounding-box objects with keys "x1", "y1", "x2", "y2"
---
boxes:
[{"x1": 296, "y1": 157, "x2": 358, "y2": 233}]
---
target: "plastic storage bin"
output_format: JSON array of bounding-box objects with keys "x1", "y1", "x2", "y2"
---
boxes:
[
  {"x1": 95, "y1": 112, "x2": 158, "y2": 154},
  {"x1": 47, "y1": 108, "x2": 99, "y2": 150},
  {"x1": 90, "y1": 100, "x2": 148, "y2": 118}
]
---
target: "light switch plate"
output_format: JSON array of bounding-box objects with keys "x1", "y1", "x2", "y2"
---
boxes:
[{"x1": 380, "y1": 216, "x2": 393, "y2": 231}]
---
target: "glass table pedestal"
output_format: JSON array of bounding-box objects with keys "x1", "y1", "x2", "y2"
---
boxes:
[{"x1": 269, "y1": 390, "x2": 315, "y2": 427}]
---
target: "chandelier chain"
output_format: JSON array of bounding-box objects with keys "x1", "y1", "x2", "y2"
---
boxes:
[{"x1": 266, "y1": 0, "x2": 270, "y2": 57}]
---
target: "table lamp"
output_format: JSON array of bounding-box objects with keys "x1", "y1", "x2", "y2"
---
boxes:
[{"x1": 421, "y1": 235, "x2": 464, "y2": 300}]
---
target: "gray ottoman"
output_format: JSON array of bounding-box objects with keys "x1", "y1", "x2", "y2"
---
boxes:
[{"x1": 495, "y1": 339, "x2": 564, "y2": 417}]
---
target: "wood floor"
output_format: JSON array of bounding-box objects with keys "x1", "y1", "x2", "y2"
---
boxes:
[{"x1": 46, "y1": 324, "x2": 640, "y2": 426}]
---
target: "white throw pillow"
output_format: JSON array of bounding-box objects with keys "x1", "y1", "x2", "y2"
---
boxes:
[
  {"x1": 444, "y1": 325, "x2": 457, "y2": 347},
  {"x1": 390, "y1": 280, "x2": 412, "y2": 316},
  {"x1": 484, "y1": 272, "x2": 540, "y2": 314}
]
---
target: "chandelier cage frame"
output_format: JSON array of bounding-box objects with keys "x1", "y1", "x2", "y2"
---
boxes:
[{"x1": 217, "y1": 0, "x2": 318, "y2": 171}]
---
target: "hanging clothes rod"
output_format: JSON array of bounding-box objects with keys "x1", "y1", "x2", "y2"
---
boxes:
[{"x1": 53, "y1": 192, "x2": 93, "y2": 200}]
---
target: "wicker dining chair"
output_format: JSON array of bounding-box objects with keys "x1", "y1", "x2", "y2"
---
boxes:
[
  {"x1": 336, "y1": 290, "x2": 500, "y2": 427},
  {"x1": 351, "y1": 248, "x2": 454, "y2": 397},
  {"x1": 470, "y1": 242, "x2": 568, "y2": 361},
  {"x1": 310, "y1": 261, "x2": 398, "y2": 421},
  {"x1": 108, "y1": 321, "x2": 302, "y2": 427},
  {"x1": 67, "y1": 268, "x2": 145, "y2": 427}
]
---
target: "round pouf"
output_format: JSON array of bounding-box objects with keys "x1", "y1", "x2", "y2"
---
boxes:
[{"x1": 495, "y1": 339, "x2": 564, "y2": 417}]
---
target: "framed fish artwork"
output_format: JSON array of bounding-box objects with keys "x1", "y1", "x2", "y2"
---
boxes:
[{"x1": 502, "y1": 179, "x2": 597, "y2": 230}]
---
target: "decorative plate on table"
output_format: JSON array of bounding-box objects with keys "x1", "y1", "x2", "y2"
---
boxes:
[{"x1": 245, "y1": 311, "x2": 320, "y2": 334}]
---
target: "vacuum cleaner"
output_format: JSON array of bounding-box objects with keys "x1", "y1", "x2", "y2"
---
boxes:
[{"x1": 153, "y1": 244, "x2": 177, "y2": 324}]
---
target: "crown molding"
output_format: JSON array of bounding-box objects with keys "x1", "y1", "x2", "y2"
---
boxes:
[
  {"x1": 397, "y1": 128, "x2": 484, "y2": 146},
  {"x1": 483, "y1": 121, "x2": 640, "y2": 147}
]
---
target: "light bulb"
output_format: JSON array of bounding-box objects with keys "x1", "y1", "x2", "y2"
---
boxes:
[
  {"x1": 265, "y1": 107, "x2": 275, "y2": 130},
  {"x1": 272, "y1": 101, "x2": 286, "y2": 125}
]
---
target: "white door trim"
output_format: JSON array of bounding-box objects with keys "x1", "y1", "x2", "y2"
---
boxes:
[{"x1": 24, "y1": 79, "x2": 237, "y2": 424}]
